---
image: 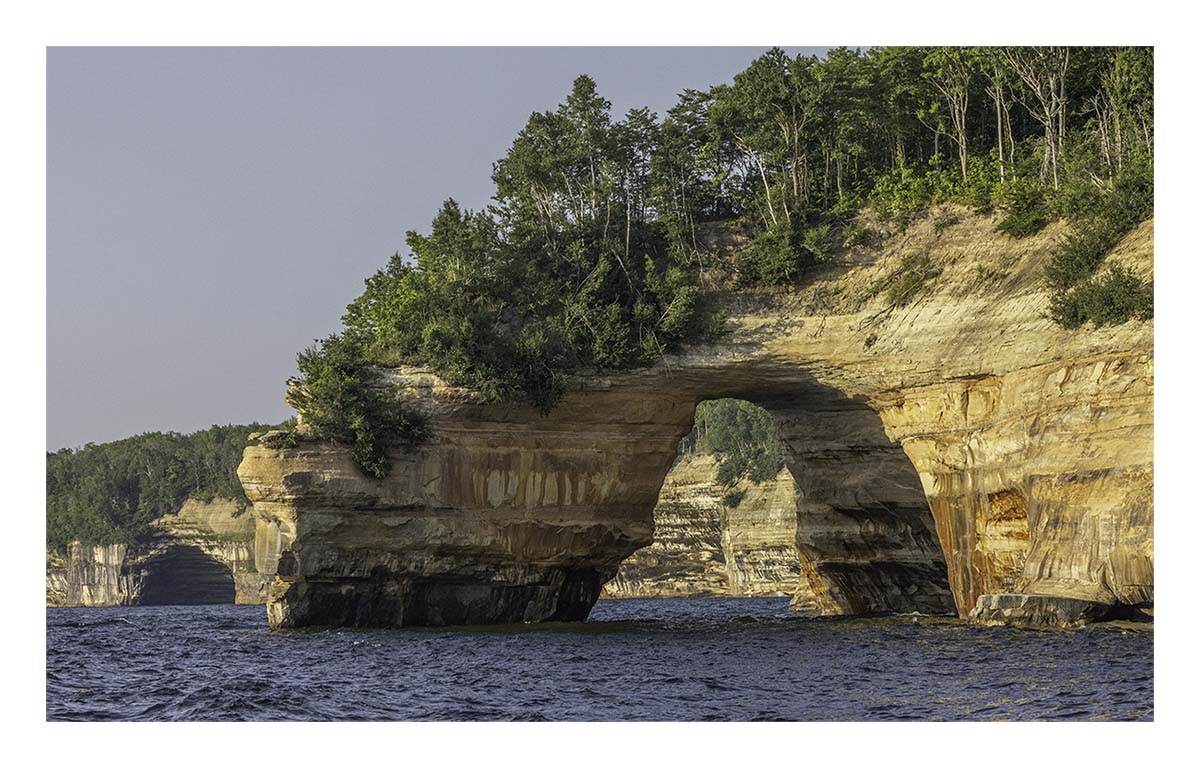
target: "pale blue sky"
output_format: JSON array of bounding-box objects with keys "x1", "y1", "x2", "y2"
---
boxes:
[{"x1": 48, "y1": 47, "x2": 830, "y2": 449}]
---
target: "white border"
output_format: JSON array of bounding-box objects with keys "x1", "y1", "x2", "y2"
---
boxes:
[{"x1": 7, "y1": 0, "x2": 1196, "y2": 762}]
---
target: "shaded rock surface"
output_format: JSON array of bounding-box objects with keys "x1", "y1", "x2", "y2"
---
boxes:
[
  {"x1": 238, "y1": 209, "x2": 1152, "y2": 628},
  {"x1": 46, "y1": 498, "x2": 273, "y2": 607},
  {"x1": 967, "y1": 593, "x2": 1127, "y2": 628},
  {"x1": 601, "y1": 453, "x2": 944, "y2": 613}
]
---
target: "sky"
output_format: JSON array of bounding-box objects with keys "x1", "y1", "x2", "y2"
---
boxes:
[{"x1": 47, "y1": 47, "x2": 829, "y2": 450}]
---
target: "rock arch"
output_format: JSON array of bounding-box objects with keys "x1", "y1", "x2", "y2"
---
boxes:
[{"x1": 238, "y1": 213, "x2": 1154, "y2": 628}]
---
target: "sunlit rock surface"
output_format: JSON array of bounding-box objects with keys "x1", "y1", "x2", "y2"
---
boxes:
[
  {"x1": 601, "y1": 454, "x2": 819, "y2": 601},
  {"x1": 45, "y1": 498, "x2": 272, "y2": 606},
  {"x1": 239, "y1": 210, "x2": 1152, "y2": 629}
]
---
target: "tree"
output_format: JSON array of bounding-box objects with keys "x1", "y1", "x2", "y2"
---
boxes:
[
  {"x1": 922, "y1": 47, "x2": 975, "y2": 182},
  {"x1": 709, "y1": 48, "x2": 820, "y2": 228},
  {"x1": 1003, "y1": 46, "x2": 1071, "y2": 189},
  {"x1": 979, "y1": 47, "x2": 1017, "y2": 181}
]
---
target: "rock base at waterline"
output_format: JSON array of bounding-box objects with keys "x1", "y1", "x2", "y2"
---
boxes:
[
  {"x1": 967, "y1": 593, "x2": 1135, "y2": 628},
  {"x1": 266, "y1": 568, "x2": 610, "y2": 628}
]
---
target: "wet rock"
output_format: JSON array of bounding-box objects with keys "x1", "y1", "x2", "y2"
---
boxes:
[{"x1": 967, "y1": 593, "x2": 1119, "y2": 628}]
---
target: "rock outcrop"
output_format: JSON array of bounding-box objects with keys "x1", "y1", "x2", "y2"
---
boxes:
[
  {"x1": 238, "y1": 209, "x2": 1152, "y2": 629},
  {"x1": 601, "y1": 454, "x2": 730, "y2": 598},
  {"x1": 600, "y1": 452, "x2": 935, "y2": 608},
  {"x1": 45, "y1": 498, "x2": 274, "y2": 607}
]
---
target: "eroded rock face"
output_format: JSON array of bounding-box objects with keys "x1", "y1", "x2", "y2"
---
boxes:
[
  {"x1": 46, "y1": 498, "x2": 273, "y2": 607},
  {"x1": 601, "y1": 446, "x2": 957, "y2": 618},
  {"x1": 239, "y1": 210, "x2": 1152, "y2": 629},
  {"x1": 600, "y1": 453, "x2": 823, "y2": 601},
  {"x1": 602, "y1": 454, "x2": 730, "y2": 598}
]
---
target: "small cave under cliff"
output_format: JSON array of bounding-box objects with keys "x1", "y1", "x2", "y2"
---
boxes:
[{"x1": 137, "y1": 545, "x2": 236, "y2": 605}]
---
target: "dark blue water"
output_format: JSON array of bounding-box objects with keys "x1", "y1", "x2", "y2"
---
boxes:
[{"x1": 46, "y1": 597, "x2": 1152, "y2": 721}]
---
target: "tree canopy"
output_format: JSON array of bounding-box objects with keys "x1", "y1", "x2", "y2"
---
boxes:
[
  {"x1": 681, "y1": 399, "x2": 786, "y2": 488},
  {"x1": 46, "y1": 423, "x2": 281, "y2": 553},
  {"x1": 292, "y1": 47, "x2": 1154, "y2": 476}
]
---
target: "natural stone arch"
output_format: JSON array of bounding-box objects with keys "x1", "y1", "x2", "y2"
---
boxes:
[
  {"x1": 239, "y1": 361, "x2": 961, "y2": 627},
  {"x1": 238, "y1": 214, "x2": 1154, "y2": 628},
  {"x1": 604, "y1": 383, "x2": 957, "y2": 616}
]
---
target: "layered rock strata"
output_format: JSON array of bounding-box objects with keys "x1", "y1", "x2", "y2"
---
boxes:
[
  {"x1": 239, "y1": 209, "x2": 1152, "y2": 628},
  {"x1": 600, "y1": 450, "x2": 947, "y2": 612},
  {"x1": 601, "y1": 454, "x2": 730, "y2": 598},
  {"x1": 45, "y1": 498, "x2": 273, "y2": 607}
]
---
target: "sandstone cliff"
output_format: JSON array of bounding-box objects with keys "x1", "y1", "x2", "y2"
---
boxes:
[
  {"x1": 238, "y1": 208, "x2": 1152, "y2": 629},
  {"x1": 601, "y1": 454, "x2": 730, "y2": 598},
  {"x1": 45, "y1": 498, "x2": 273, "y2": 607},
  {"x1": 601, "y1": 453, "x2": 872, "y2": 606}
]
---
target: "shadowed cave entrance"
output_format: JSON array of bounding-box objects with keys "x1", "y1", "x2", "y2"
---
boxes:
[
  {"x1": 138, "y1": 545, "x2": 236, "y2": 605},
  {"x1": 605, "y1": 391, "x2": 957, "y2": 617}
]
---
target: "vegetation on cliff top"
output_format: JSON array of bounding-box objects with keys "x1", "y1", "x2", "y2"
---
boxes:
[
  {"x1": 46, "y1": 423, "x2": 281, "y2": 553},
  {"x1": 293, "y1": 46, "x2": 1154, "y2": 476}
]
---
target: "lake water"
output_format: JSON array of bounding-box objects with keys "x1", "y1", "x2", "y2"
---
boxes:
[{"x1": 46, "y1": 596, "x2": 1152, "y2": 721}]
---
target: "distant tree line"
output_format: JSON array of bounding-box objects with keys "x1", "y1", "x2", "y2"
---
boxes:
[
  {"x1": 290, "y1": 46, "x2": 1154, "y2": 476},
  {"x1": 46, "y1": 423, "x2": 281, "y2": 553}
]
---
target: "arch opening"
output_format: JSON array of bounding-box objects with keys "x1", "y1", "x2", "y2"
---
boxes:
[
  {"x1": 606, "y1": 385, "x2": 956, "y2": 618},
  {"x1": 138, "y1": 545, "x2": 236, "y2": 605}
]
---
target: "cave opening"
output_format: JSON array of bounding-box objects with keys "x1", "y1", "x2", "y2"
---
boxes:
[
  {"x1": 138, "y1": 545, "x2": 236, "y2": 605},
  {"x1": 604, "y1": 398, "x2": 801, "y2": 600},
  {"x1": 605, "y1": 383, "x2": 957, "y2": 618}
]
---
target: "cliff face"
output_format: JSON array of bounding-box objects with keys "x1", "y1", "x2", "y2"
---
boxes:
[
  {"x1": 601, "y1": 453, "x2": 904, "y2": 606},
  {"x1": 238, "y1": 209, "x2": 1152, "y2": 629},
  {"x1": 601, "y1": 454, "x2": 730, "y2": 598},
  {"x1": 45, "y1": 498, "x2": 273, "y2": 607}
]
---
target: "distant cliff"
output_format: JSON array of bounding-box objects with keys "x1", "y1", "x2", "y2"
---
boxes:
[
  {"x1": 601, "y1": 454, "x2": 812, "y2": 601},
  {"x1": 45, "y1": 498, "x2": 277, "y2": 607}
]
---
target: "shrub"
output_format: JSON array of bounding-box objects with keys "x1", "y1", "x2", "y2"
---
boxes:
[
  {"x1": 887, "y1": 255, "x2": 941, "y2": 306},
  {"x1": 830, "y1": 190, "x2": 867, "y2": 219},
  {"x1": 867, "y1": 157, "x2": 998, "y2": 221},
  {"x1": 842, "y1": 222, "x2": 872, "y2": 249},
  {"x1": 802, "y1": 223, "x2": 835, "y2": 262},
  {"x1": 737, "y1": 224, "x2": 811, "y2": 286},
  {"x1": 867, "y1": 164, "x2": 933, "y2": 217},
  {"x1": 286, "y1": 335, "x2": 430, "y2": 478},
  {"x1": 1046, "y1": 163, "x2": 1153, "y2": 328},
  {"x1": 1046, "y1": 221, "x2": 1123, "y2": 292},
  {"x1": 993, "y1": 177, "x2": 1049, "y2": 238},
  {"x1": 1050, "y1": 266, "x2": 1153, "y2": 328},
  {"x1": 261, "y1": 428, "x2": 298, "y2": 450}
]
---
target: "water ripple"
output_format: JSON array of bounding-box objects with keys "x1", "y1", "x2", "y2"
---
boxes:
[{"x1": 46, "y1": 598, "x2": 1152, "y2": 721}]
